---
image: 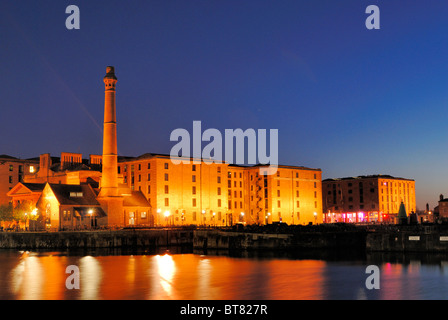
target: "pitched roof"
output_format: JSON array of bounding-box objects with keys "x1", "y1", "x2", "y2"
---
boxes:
[
  {"x1": 48, "y1": 183, "x2": 100, "y2": 206},
  {"x1": 123, "y1": 191, "x2": 151, "y2": 207}
]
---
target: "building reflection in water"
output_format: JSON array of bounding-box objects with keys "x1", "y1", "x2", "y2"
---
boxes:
[
  {"x1": 5, "y1": 251, "x2": 448, "y2": 300},
  {"x1": 148, "y1": 254, "x2": 177, "y2": 299},
  {"x1": 80, "y1": 256, "x2": 102, "y2": 300},
  {"x1": 10, "y1": 252, "x2": 43, "y2": 300}
]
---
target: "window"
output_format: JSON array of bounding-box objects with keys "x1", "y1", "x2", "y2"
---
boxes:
[
  {"x1": 192, "y1": 175, "x2": 196, "y2": 182},
  {"x1": 192, "y1": 164, "x2": 196, "y2": 171},
  {"x1": 192, "y1": 186, "x2": 196, "y2": 195},
  {"x1": 164, "y1": 163, "x2": 169, "y2": 169},
  {"x1": 314, "y1": 174, "x2": 317, "y2": 179},
  {"x1": 296, "y1": 172, "x2": 299, "y2": 178},
  {"x1": 141, "y1": 212, "x2": 147, "y2": 219},
  {"x1": 138, "y1": 164, "x2": 141, "y2": 170},
  {"x1": 296, "y1": 190, "x2": 299, "y2": 197},
  {"x1": 296, "y1": 201, "x2": 300, "y2": 208},
  {"x1": 217, "y1": 166, "x2": 221, "y2": 173},
  {"x1": 164, "y1": 173, "x2": 169, "y2": 181},
  {"x1": 314, "y1": 182, "x2": 317, "y2": 188},
  {"x1": 164, "y1": 185, "x2": 169, "y2": 194},
  {"x1": 217, "y1": 176, "x2": 221, "y2": 183},
  {"x1": 218, "y1": 199, "x2": 221, "y2": 207},
  {"x1": 70, "y1": 192, "x2": 83, "y2": 197},
  {"x1": 9, "y1": 165, "x2": 13, "y2": 172},
  {"x1": 314, "y1": 191, "x2": 317, "y2": 198},
  {"x1": 315, "y1": 201, "x2": 317, "y2": 208},
  {"x1": 147, "y1": 163, "x2": 151, "y2": 169},
  {"x1": 192, "y1": 199, "x2": 197, "y2": 207},
  {"x1": 278, "y1": 200, "x2": 281, "y2": 208},
  {"x1": 147, "y1": 173, "x2": 150, "y2": 181},
  {"x1": 138, "y1": 175, "x2": 141, "y2": 182},
  {"x1": 217, "y1": 187, "x2": 221, "y2": 195},
  {"x1": 19, "y1": 165, "x2": 23, "y2": 173},
  {"x1": 147, "y1": 185, "x2": 150, "y2": 194},
  {"x1": 193, "y1": 212, "x2": 197, "y2": 221},
  {"x1": 29, "y1": 166, "x2": 35, "y2": 173},
  {"x1": 165, "y1": 198, "x2": 169, "y2": 206},
  {"x1": 277, "y1": 190, "x2": 280, "y2": 197}
]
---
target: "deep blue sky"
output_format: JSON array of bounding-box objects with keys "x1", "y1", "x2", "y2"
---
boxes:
[{"x1": 1, "y1": 0, "x2": 448, "y2": 209}]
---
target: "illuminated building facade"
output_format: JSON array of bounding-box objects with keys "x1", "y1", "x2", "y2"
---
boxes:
[
  {"x1": 6, "y1": 67, "x2": 150, "y2": 230},
  {"x1": 322, "y1": 175, "x2": 416, "y2": 223},
  {"x1": 0, "y1": 155, "x2": 39, "y2": 205},
  {"x1": 118, "y1": 156, "x2": 323, "y2": 227},
  {"x1": 3, "y1": 66, "x2": 323, "y2": 229}
]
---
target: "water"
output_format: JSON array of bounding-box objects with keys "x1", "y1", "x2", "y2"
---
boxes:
[{"x1": 1, "y1": 248, "x2": 448, "y2": 300}]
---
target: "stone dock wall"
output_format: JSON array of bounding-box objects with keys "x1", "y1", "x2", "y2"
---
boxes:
[
  {"x1": 2, "y1": 225, "x2": 448, "y2": 252},
  {"x1": 194, "y1": 229, "x2": 367, "y2": 250},
  {"x1": 0, "y1": 229, "x2": 194, "y2": 250}
]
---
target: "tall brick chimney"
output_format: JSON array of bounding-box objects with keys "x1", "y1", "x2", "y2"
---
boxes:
[{"x1": 98, "y1": 66, "x2": 119, "y2": 197}]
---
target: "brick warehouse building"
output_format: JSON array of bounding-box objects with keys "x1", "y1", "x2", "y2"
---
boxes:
[
  {"x1": 117, "y1": 154, "x2": 323, "y2": 227},
  {"x1": 322, "y1": 175, "x2": 416, "y2": 223}
]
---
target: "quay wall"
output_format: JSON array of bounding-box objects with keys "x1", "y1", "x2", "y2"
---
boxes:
[
  {"x1": 0, "y1": 229, "x2": 193, "y2": 250},
  {"x1": 193, "y1": 229, "x2": 367, "y2": 250},
  {"x1": 366, "y1": 228, "x2": 448, "y2": 252},
  {"x1": 3, "y1": 225, "x2": 448, "y2": 252}
]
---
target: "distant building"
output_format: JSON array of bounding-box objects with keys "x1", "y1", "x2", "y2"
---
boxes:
[
  {"x1": 322, "y1": 175, "x2": 416, "y2": 223},
  {"x1": 437, "y1": 194, "x2": 448, "y2": 220},
  {"x1": 23, "y1": 153, "x2": 102, "y2": 185},
  {"x1": 0, "y1": 155, "x2": 39, "y2": 205}
]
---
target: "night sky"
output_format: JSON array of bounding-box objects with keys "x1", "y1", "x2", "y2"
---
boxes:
[{"x1": 1, "y1": 1, "x2": 448, "y2": 210}]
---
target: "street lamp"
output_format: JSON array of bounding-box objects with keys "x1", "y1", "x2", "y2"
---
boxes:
[
  {"x1": 157, "y1": 208, "x2": 161, "y2": 227},
  {"x1": 164, "y1": 210, "x2": 170, "y2": 227},
  {"x1": 265, "y1": 212, "x2": 271, "y2": 225},
  {"x1": 202, "y1": 210, "x2": 206, "y2": 226}
]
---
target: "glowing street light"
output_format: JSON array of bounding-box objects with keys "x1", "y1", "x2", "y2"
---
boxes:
[{"x1": 164, "y1": 210, "x2": 171, "y2": 227}]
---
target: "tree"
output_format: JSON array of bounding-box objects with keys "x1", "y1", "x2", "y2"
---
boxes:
[
  {"x1": 0, "y1": 204, "x2": 13, "y2": 222},
  {"x1": 14, "y1": 201, "x2": 38, "y2": 223}
]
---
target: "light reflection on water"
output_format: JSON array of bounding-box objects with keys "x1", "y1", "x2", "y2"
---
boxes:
[{"x1": 1, "y1": 249, "x2": 448, "y2": 300}]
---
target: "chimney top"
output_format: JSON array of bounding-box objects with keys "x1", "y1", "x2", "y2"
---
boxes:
[{"x1": 104, "y1": 66, "x2": 117, "y2": 80}]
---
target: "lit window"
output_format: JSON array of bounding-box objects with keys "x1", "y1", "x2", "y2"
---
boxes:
[{"x1": 29, "y1": 166, "x2": 35, "y2": 173}]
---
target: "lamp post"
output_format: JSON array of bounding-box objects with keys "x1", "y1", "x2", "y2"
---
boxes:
[
  {"x1": 265, "y1": 212, "x2": 271, "y2": 225},
  {"x1": 156, "y1": 208, "x2": 161, "y2": 227},
  {"x1": 164, "y1": 210, "x2": 170, "y2": 227},
  {"x1": 201, "y1": 210, "x2": 206, "y2": 227}
]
